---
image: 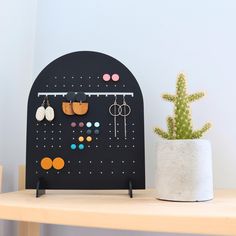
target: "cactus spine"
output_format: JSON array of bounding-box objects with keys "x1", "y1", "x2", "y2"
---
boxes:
[{"x1": 155, "y1": 73, "x2": 211, "y2": 139}]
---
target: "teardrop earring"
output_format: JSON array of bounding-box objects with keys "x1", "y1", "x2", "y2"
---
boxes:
[
  {"x1": 62, "y1": 92, "x2": 75, "y2": 115},
  {"x1": 45, "y1": 96, "x2": 55, "y2": 122},
  {"x1": 35, "y1": 96, "x2": 46, "y2": 121},
  {"x1": 72, "y1": 92, "x2": 89, "y2": 115}
]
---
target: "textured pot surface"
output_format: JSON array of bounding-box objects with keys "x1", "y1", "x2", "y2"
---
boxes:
[{"x1": 155, "y1": 139, "x2": 213, "y2": 202}]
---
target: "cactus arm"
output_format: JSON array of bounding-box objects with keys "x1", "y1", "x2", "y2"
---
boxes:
[
  {"x1": 191, "y1": 122, "x2": 212, "y2": 139},
  {"x1": 188, "y1": 92, "x2": 205, "y2": 102},
  {"x1": 167, "y1": 117, "x2": 175, "y2": 139},
  {"x1": 162, "y1": 94, "x2": 176, "y2": 102},
  {"x1": 154, "y1": 128, "x2": 169, "y2": 139}
]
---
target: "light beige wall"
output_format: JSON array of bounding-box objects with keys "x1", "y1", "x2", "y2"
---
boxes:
[{"x1": 0, "y1": 0, "x2": 38, "y2": 235}]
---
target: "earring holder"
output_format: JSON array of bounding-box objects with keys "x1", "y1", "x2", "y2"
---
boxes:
[{"x1": 26, "y1": 51, "x2": 145, "y2": 198}]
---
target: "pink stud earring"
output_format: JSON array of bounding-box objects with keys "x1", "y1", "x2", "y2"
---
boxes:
[
  {"x1": 112, "y1": 74, "x2": 119, "y2": 81},
  {"x1": 103, "y1": 74, "x2": 111, "y2": 81}
]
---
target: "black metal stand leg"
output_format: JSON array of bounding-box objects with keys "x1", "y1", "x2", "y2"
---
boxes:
[
  {"x1": 128, "y1": 180, "x2": 133, "y2": 198},
  {"x1": 36, "y1": 178, "x2": 46, "y2": 198}
]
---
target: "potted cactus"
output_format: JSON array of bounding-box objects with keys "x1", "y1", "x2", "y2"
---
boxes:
[{"x1": 154, "y1": 73, "x2": 213, "y2": 202}]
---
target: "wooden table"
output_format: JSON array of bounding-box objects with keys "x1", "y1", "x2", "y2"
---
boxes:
[{"x1": 0, "y1": 189, "x2": 236, "y2": 236}]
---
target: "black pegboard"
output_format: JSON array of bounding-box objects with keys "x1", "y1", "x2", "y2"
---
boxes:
[{"x1": 26, "y1": 51, "x2": 145, "y2": 190}]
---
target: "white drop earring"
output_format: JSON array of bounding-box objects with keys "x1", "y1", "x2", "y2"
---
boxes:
[
  {"x1": 35, "y1": 96, "x2": 46, "y2": 122},
  {"x1": 45, "y1": 96, "x2": 55, "y2": 122}
]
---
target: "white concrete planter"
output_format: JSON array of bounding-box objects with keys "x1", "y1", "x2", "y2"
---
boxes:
[{"x1": 155, "y1": 139, "x2": 213, "y2": 202}]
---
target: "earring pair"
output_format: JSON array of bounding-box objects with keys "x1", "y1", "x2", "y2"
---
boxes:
[
  {"x1": 109, "y1": 96, "x2": 131, "y2": 138},
  {"x1": 35, "y1": 96, "x2": 55, "y2": 122},
  {"x1": 62, "y1": 92, "x2": 89, "y2": 116},
  {"x1": 102, "y1": 73, "x2": 120, "y2": 82}
]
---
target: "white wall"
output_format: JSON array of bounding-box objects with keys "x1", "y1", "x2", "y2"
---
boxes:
[
  {"x1": 0, "y1": 0, "x2": 37, "y2": 235},
  {"x1": 34, "y1": 0, "x2": 236, "y2": 189},
  {"x1": 1, "y1": 0, "x2": 236, "y2": 235}
]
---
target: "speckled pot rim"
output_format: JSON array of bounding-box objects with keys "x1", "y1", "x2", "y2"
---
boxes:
[{"x1": 157, "y1": 139, "x2": 210, "y2": 143}]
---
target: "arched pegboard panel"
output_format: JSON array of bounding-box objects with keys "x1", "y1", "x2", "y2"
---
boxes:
[{"x1": 26, "y1": 51, "x2": 145, "y2": 190}]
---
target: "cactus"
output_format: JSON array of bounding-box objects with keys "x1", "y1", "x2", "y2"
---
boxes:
[{"x1": 154, "y1": 73, "x2": 211, "y2": 139}]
